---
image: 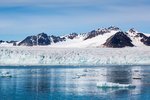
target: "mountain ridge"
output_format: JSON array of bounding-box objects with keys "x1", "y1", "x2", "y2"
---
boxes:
[{"x1": 0, "y1": 26, "x2": 150, "y2": 48}]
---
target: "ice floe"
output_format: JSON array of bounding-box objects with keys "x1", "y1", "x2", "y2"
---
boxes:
[{"x1": 97, "y1": 82, "x2": 136, "y2": 88}]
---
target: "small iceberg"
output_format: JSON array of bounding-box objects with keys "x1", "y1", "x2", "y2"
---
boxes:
[
  {"x1": 0, "y1": 72, "x2": 12, "y2": 78},
  {"x1": 72, "y1": 73, "x2": 86, "y2": 79},
  {"x1": 83, "y1": 69, "x2": 88, "y2": 72},
  {"x1": 72, "y1": 76, "x2": 80, "y2": 79},
  {"x1": 76, "y1": 74, "x2": 86, "y2": 77},
  {"x1": 97, "y1": 82, "x2": 136, "y2": 88}
]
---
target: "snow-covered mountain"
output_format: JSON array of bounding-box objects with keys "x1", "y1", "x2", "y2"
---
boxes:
[
  {"x1": 103, "y1": 31, "x2": 134, "y2": 48},
  {"x1": 0, "y1": 40, "x2": 17, "y2": 46},
  {"x1": 57, "y1": 27, "x2": 150, "y2": 48},
  {"x1": 49, "y1": 26, "x2": 121, "y2": 48},
  {"x1": 127, "y1": 28, "x2": 150, "y2": 46},
  {"x1": 1, "y1": 26, "x2": 150, "y2": 48}
]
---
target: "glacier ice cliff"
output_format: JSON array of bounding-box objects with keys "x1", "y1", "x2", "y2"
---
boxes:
[{"x1": 0, "y1": 46, "x2": 150, "y2": 66}]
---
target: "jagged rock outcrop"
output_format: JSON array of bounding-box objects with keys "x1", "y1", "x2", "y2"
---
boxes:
[
  {"x1": 84, "y1": 26, "x2": 120, "y2": 40},
  {"x1": 107, "y1": 26, "x2": 120, "y2": 31},
  {"x1": 50, "y1": 35, "x2": 65, "y2": 43},
  {"x1": 0, "y1": 40, "x2": 17, "y2": 46},
  {"x1": 18, "y1": 33, "x2": 66, "y2": 46},
  {"x1": 103, "y1": 32, "x2": 134, "y2": 48},
  {"x1": 127, "y1": 28, "x2": 150, "y2": 46},
  {"x1": 6, "y1": 40, "x2": 17, "y2": 44},
  {"x1": 84, "y1": 28, "x2": 110, "y2": 40},
  {"x1": 65, "y1": 33, "x2": 78, "y2": 39},
  {"x1": 2, "y1": 26, "x2": 149, "y2": 48},
  {"x1": 136, "y1": 33, "x2": 150, "y2": 46},
  {"x1": 0, "y1": 40, "x2": 4, "y2": 44},
  {"x1": 18, "y1": 33, "x2": 51, "y2": 46}
]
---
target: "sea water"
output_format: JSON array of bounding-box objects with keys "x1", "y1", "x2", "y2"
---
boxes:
[{"x1": 0, "y1": 65, "x2": 150, "y2": 100}]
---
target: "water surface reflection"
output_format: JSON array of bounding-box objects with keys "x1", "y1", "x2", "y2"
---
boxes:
[{"x1": 0, "y1": 66, "x2": 150, "y2": 100}]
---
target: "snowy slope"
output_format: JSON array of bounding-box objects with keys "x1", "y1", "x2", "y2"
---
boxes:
[
  {"x1": 0, "y1": 42, "x2": 14, "y2": 46},
  {"x1": 48, "y1": 27, "x2": 150, "y2": 48},
  {"x1": 127, "y1": 29, "x2": 150, "y2": 47},
  {"x1": 49, "y1": 30, "x2": 118, "y2": 48},
  {"x1": 126, "y1": 29, "x2": 144, "y2": 47},
  {"x1": 1, "y1": 46, "x2": 150, "y2": 66},
  {"x1": 6, "y1": 26, "x2": 120, "y2": 48},
  {"x1": 1, "y1": 27, "x2": 150, "y2": 48},
  {"x1": 35, "y1": 28, "x2": 150, "y2": 48}
]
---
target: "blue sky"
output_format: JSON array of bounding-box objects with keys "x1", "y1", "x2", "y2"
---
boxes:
[{"x1": 0, "y1": 0, "x2": 150, "y2": 40}]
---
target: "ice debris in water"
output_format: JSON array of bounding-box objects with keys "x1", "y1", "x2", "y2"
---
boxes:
[
  {"x1": 72, "y1": 73, "x2": 86, "y2": 79},
  {"x1": 97, "y1": 82, "x2": 136, "y2": 88},
  {"x1": 0, "y1": 71, "x2": 12, "y2": 78},
  {"x1": 83, "y1": 69, "x2": 88, "y2": 72}
]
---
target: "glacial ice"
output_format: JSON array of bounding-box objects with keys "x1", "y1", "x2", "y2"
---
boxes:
[{"x1": 0, "y1": 46, "x2": 150, "y2": 66}]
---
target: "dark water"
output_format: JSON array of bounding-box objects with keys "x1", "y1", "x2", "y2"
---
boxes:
[{"x1": 0, "y1": 66, "x2": 150, "y2": 100}]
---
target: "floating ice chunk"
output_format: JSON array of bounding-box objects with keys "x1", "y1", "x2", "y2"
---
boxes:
[
  {"x1": 97, "y1": 82, "x2": 136, "y2": 88},
  {"x1": 72, "y1": 73, "x2": 86, "y2": 79},
  {"x1": 132, "y1": 72, "x2": 142, "y2": 79},
  {"x1": 0, "y1": 72, "x2": 12, "y2": 78},
  {"x1": 83, "y1": 69, "x2": 88, "y2": 72},
  {"x1": 76, "y1": 74, "x2": 86, "y2": 77},
  {"x1": 72, "y1": 76, "x2": 80, "y2": 79}
]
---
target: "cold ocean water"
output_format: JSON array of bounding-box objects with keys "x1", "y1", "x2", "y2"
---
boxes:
[{"x1": 0, "y1": 65, "x2": 150, "y2": 100}]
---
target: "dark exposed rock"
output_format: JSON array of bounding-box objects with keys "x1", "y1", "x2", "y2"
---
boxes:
[
  {"x1": 37, "y1": 33, "x2": 51, "y2": 45},
  {"x1": 0, "y1": 40, "x2": 17, "y2": 45},
  {"x1": 6, "y1": 40, "x2": 17, "y2": 44},
  {"x1": 66, "y1": 33, "x2": 78, "y2": 39},
  {"x1": 6, "y1": 40, "x2": 18, "y2": 46},
  {"x1": 103, "y1": 32, "x2": 134, "y2": 48},
  {"x1": 84, "y1": 26, "x2": 120, "y2": 40},
  {"x1": 2, "y1": 26, "x2": 150, "y2": 47},
  {"x1": 18, "y1": 33, "x2": 66, "y2": 46},
  {"x1": 18, "y1": 36, "x2": 37, "y2": 46},
  {"x1": 135, "y1": 33, "x2": 147, "y2": 38},
  {"x1": 50, "y1": 35, "x2": 65, "y2": 43},
  {"x1": 108, "y1": 26, "x2": 120, "y2": 31},
  {"x1": 127, "y1": 28, "x2": 150, "y2": 46},
  {"x1": 136, "y1": 33, "x2": 150, "y2": 46},
  {"x1": 128, "y1": 28, "x2": 137, "y2": 33},
  {"x1": 13, "y1": 42, "x2": 17, "y2": 46},
  {"x1": 84, "y1": 28, "x2": 110, "y2": 40},
  {"x1": 0, "y1": 40, "x2": 4, "y2": 44},
  {"x1": 18, "y1": 33, "x2": 51, "y2": 46}
]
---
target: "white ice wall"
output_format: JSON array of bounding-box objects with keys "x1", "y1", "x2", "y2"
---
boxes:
[{"x1": 0, "y1": 46, "x2": 150, "y2": 66}]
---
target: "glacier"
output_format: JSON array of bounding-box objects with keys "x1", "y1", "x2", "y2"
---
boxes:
[{"x1": 0, "y1": 46, "x2": 150, "y2": 66}]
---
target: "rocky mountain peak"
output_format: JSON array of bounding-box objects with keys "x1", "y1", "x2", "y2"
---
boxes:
[
  {"x1": 0, "y1": 40, "x2": 4, "y2": 44},
  {"x1": 84, "y1": 28, "x2": 111, "y2": 40},
  {"x1": 65, "y1": 33, "x2": 78, "y2": 39},
  {"x1": 18, "y1": 33, "x2": 51, "y2": 46},
  {"x1": 127, "y1": 28, "x2": 139, "y2": 37},
  {"x1": 37, "y1": 33, "x2": 48, "y2": 38},
  {"x1": 50, "y1": 35, "x2": 65, "y2": 43},
  {"x1": 5, "y1": 26, "x2": 150, "y2": 48},
  {"x1": 103, "y1": 31, "x2": 134, "y2": 48},
  {"x1": 128, "y1": 28, "x2": 138, "y2": 33}
]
